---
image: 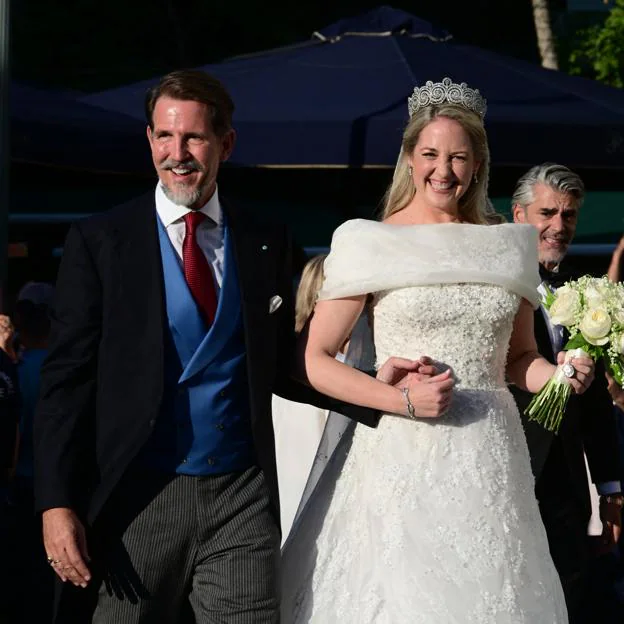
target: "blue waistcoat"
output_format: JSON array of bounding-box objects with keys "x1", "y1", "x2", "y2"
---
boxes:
[{"x1": 139, "y1": 214, "x2": 256, "y2": 475}]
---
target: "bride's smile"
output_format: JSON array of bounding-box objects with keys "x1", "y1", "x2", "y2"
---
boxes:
[{"x1": 407, "y1": 116, "x2": 478, "y2": 220}]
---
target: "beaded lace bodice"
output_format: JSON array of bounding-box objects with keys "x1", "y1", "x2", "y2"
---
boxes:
[{"x1": 374, "y1": 285, "x2": 519, "y2": 391}]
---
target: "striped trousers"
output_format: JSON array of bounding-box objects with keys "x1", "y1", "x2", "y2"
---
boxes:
[{"x1": 91, "y1": 465, "x2": 280, "y2": 624}]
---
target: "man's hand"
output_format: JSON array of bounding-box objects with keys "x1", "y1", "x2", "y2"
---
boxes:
[
  {"x1": 598, "y1": 497, "x2": 622, "y2": 553},
  {"x1": 606, "y1": 372, "x2": 624, "y2": 410},
  {"x1": 42, "y1": 507, "x2": 91, "y2": 588},
  {"x1": 377, "y1": 356, "x2": 440, "y2": 387},
  {"x1": 0, "y1": 315, "x2": 17, "y2": 362}
]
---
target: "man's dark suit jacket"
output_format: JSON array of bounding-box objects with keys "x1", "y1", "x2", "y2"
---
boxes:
[
  {"x1": 511, "y1": 300, "x2": 620, "y2": 523},
  {"x1": 33, "y1": 194, "x2": 379, "y2": 529}
]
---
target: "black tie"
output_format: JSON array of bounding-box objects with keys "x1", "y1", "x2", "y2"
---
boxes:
[{"x1": 539, "y1": 265, "x2": 572, "y2": 289}]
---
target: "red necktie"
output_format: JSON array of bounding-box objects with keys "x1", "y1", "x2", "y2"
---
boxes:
[{"x1": 182, "y1": 211, "x2": 218, "y2": 327}]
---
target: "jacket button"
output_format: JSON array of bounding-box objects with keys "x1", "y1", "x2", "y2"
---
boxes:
[
  {"x1": 207, "y1": 457, "x2": 216, "y2": 466},
  {"x1": 182, "y1": 458, "x2": 188, "y2": 464}
]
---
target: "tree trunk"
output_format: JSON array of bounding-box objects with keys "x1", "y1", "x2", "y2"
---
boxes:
[{"x1": 531, "y1": 0, "x2": 558, "y2": 70}]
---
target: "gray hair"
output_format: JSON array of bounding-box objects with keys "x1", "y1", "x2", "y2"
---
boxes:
[{"x1": 511, "y1": 163, "x2": 585, "y2": 210}]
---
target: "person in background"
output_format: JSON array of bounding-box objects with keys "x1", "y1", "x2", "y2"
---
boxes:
[
  {"x1": 12, "y1": 282, "x2": 54, "y2": 489},
  {"x1": 0, "y1": 314, "x2": 18, "y2": 485},
  {"x1": 512, "y1": 163, "x2": 622, "y2": 623},
  {"x1": 5, "y1": 282, "x2": 56, "y2": 624},
  {"x1": 605, "y1": 241, "x2": 624, "y2": 615},
  {"x1": 272, "y1": 255, "x2": 330, "y2": 542},
  {"x1": 0, "y1": 313, "x2": 19, "y2": 624}
]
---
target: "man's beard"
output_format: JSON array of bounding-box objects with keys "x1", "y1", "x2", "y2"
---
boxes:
[
  {"x1": 161, "y1": 181, "x2": 205, "y2": 207},
  {"x1": 539, "y1": 245, "x2": 568, "y2": 269},
  {"x1": 160, "y1": 158, "x2": 207, "y2": 207}
]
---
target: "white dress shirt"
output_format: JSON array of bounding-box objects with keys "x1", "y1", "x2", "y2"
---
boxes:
[{"x1": 155, "y1": 183, "x2": 225, "y2": 293}]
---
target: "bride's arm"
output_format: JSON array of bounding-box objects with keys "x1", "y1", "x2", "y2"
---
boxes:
[
  {"x1": 506, "y1": 299, "x2": 593, "y2": 394},
  {"x1": 298, "y1": 296, "x2": 454, "y2": 418}
]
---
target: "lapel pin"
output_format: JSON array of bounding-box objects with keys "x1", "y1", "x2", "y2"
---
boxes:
[{"x1": 261, "y1": 244, "x2": 268, "y2": 251}]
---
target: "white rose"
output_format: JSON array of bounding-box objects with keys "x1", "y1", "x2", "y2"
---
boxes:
[
  {"x1": 549, "y1": 286, "x2": 581, "y2": 327},
  {"x1": 613, "y1": 305, "x2": 624, "y2": 326},
  {"x1": 579, "y1": 307, "x2": 611, "y2": 346},
  {"x1": 584, "y1": 280, "x2": 610, "y2": 308},
  {"x1": 611, "y1": 292, "x2": 624, "y2": 325}
]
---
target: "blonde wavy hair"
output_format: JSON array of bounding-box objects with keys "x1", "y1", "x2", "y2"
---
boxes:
[
  {"x1": 295, "y1": 254, "x2": 327, "y2": 333},
  {"x1": 382, "y1": 103, "x2": 495, "y2": 224}
]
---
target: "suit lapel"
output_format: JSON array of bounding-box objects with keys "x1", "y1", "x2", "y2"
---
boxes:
[
  {"x1": 110, "y1": 194, "x2": 165, "y2": 396},
  {"x1": 223, "y1": 202, "x2": 278, "y2": 417},
  {"x1": 180, "y1": 222, "x2": 239, "y2": 382},
  {"x1": 534, "y1": 308, "x2": 556, "y2": 365},
  {"x1": 526, "y1": 308, "x2": 557, "y2": 470}
]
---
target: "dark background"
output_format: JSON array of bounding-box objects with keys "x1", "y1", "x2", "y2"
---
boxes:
[
  {"x1": 13, "y1": 1, "x2": 568, "y2": 91},
  {"x1": 7, "y1": 1, "x2": 620, "y2": 296}
]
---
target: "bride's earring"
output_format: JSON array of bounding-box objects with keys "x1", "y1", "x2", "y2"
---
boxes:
[
  {"x1": 408, "y1": 165, "x2": 413, "y2": 177},
  {"x1": 473, "y1": 172, "x2": 479, "y2": 184}
]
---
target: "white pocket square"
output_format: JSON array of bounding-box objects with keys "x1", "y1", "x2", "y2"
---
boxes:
[{"x1": 269, "y1": 295, "x2": 283, "y2": 314}]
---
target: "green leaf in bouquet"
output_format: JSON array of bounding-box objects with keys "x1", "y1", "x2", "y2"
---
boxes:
[
  {"x1": 542, "y1": 287, "x2": 556, "y2": 310},
  {"x1": 564, "y1": 333, "x2": 591, "y2": 351}
]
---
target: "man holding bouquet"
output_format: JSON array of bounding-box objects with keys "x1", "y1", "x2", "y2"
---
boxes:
[{"x1": 511, "y1": 163, "x2": 622, "y2": 623}]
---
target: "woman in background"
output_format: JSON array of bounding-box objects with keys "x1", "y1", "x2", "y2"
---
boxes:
[{"x1": 272, "y1": 255, "x2": 333, "y2": 544}]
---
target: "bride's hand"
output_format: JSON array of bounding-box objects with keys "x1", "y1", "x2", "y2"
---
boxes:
[
  {"x1": 556, "y1": 352, "x2": 594, "y2": 395},
  {"x1": 376, "y1": 355, "x2": 440, "y2": 386},
  {"x1": 402, "y1": 369, "x2": 455, "y2": 418}
]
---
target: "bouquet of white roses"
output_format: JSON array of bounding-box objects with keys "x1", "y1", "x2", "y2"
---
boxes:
[{"x1": 525, "y1": 275, "x2": 624, "y2": 433}]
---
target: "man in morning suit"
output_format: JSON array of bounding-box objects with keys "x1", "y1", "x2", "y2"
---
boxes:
[
  {"x1": 33, "y1": 70, "x2": 431, "y2": 623},
  {"x1": 511, "y1": 163, "x2": 622, "y2": 623}
]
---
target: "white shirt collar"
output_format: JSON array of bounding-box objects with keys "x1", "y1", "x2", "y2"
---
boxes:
[{"x1": 155, "y1": 182, "x2": 222, "y2": 228}]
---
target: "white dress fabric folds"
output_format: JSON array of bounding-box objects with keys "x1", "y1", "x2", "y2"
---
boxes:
[{"x1": 281, "y1": 220, "x2": 567, "y2": 623}]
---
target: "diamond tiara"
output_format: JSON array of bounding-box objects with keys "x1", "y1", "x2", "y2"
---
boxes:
[{"x1": 408, "y1": 77, "x2": 487, "y2": 119}]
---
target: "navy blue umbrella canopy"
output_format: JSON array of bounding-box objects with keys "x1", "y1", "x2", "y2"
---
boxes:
[
  {"x1": 82, "y1": 5, "x2": 624, "y2": 168},
  {"x1": 12, "y1": 83, "x2": 150, "y2": 173}
]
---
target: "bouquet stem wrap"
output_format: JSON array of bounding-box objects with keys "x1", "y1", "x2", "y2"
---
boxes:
[{"x1": 525, "y1": 348, "x2": 589, "y2": 434}]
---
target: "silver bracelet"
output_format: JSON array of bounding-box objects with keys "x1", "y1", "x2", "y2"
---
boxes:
[{"x1": 401, "y1": 387, "x2": 417, "y2": 419}]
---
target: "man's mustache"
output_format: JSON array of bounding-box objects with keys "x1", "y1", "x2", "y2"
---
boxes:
[
  {"x1": 160, "y1": 159, "x2": 204, "y2": 172},
  {"x1": 543, "y1": 231, "x2": 571, "y2": 245}
]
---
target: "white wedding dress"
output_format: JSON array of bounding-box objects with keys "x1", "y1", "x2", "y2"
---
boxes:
[{"x1": 280, "y1": 220, "x2": 568, "y2": 623}]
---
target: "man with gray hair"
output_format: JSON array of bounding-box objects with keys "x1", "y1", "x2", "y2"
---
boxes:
[{"x1": 512, "y1": 163, "x2": 622, "y2": 623}]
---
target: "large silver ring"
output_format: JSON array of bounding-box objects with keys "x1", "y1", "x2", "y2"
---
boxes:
[{"x1": 562, "y1": 363, "x2": 576, "y2": 379}]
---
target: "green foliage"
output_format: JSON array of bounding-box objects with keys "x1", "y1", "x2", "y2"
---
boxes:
[
  {"x1": 607, "y1": 354, "x2": 624, "y2": 385},
  {"x1": 542, "y1": 284, "x2": 556, "y2": 310},
  {"x1": 569, "y1": 0, "x2": 624, "y2": 88},
  {"x1": 564, "y1": 333, "x2": 603, "y2": 360}
]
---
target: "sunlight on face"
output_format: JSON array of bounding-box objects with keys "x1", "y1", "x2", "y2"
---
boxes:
[
  {"x1": 147, "y1": 97, "x2": 234, "y2": 208},
  {"x1": 408, "y1": 117, "x2": 477, "y2": 214},
  {"x1": 513, "y1": 184, "x2": 579, "y2": 270}
]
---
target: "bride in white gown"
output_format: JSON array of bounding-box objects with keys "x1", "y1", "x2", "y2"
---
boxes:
[{"x1": 280, "y1": 79, "x2": 596, "y2": 623}]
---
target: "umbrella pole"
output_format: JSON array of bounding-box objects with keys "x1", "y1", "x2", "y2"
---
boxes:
[{"x1": 0, "y1": 0, "x2": 9, "y2": 311}]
